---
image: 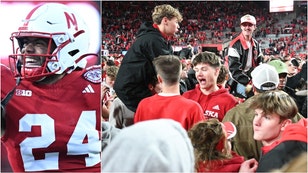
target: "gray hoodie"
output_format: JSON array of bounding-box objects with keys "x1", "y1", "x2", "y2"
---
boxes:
[{"x1": 102, "y1": 119, "x2": 195, "y2": 172}]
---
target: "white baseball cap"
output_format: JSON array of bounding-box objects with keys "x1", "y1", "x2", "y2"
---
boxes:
[
  {"x1": 241, "y1": 14, "x2": 256, "y2": 25},
  {"x1": 251, "y1": 64, "x2": 279, "y2": 91}
]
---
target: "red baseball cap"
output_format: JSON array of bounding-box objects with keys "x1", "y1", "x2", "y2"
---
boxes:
[{"x1": 222, "y1": 122, "x2": 237, "y2": 139}]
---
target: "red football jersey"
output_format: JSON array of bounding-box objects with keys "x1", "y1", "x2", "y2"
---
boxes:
[{"x1": 1, "y1": 65, "x2": 101, "y2": 172}]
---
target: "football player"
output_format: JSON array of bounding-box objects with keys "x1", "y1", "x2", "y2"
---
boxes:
[{"x1": 1, "y1": 3, "x2": 101, "y2": 172}]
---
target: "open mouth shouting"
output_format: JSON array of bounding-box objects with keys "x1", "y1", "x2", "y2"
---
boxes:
[{"x1": 198, "y1": 78, "x2": 207, "y2": 85}]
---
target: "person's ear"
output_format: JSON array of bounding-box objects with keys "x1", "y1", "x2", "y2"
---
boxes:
[
  {"x1": 281, "y1": 119, "x2": 292, "y2": 131},
  {"x1": 162, "y1": 17, "x2": 169, "y2": 25},
  {"x1": 157, "y1": 74, "x2": 163, "y2": 84},
  {"x1": 252, "y1": 85, "x2": 258, "y2": 94},
  {"x1": 214, "y1": 67, "x2": 220, "y2": 76}
]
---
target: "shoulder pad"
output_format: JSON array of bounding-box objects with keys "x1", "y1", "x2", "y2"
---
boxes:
[{"x1": 83, "y1": 65, "x2": 101, "y2": 84}]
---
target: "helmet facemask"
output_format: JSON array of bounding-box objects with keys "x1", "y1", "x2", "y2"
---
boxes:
[{"x1": 9, "y1": 32, "x2": 59, "y2": 82}]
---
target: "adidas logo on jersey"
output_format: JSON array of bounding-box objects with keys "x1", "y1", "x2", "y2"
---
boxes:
[
  {"x1": 82, "y1": 84, "x2": 95, "y2": 93},
  {"x1": 212, "y1": 105, "x2": 220, "y2": 110}
]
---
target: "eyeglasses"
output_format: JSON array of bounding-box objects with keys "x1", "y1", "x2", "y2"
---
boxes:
[{"x1": 241, "y1": 22, "x2": 253, "y2": 27}]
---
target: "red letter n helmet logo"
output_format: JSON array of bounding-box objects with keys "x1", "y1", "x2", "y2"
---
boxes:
[{"x1": 64, "y1": 12, "x2": 78, "y2": 31}]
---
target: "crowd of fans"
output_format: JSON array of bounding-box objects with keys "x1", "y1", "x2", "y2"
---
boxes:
[
  {"x1": 100, "y1": 2, "x2": 308, "y2": 172},
  {"x1": 102, "y1": 1, "x2": 267, "y2": 53},
  {"x1": 102, "y1": 1, "x2": 307, "y2": 59}
]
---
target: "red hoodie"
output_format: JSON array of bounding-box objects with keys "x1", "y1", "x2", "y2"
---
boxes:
[
  {"x1": 197, "y1": 151, "x2": 245, "y2": 172},
  {"x1": 183, "y1": 84, "x2": 238, "y2": 121},
  {"x1": 261, "y1": 118, "x2": 308, "y2": 155}
]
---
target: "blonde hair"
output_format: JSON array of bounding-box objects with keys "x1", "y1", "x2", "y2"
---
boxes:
[
  {"x1": 188, "y1": 118, "x2": 231, "y2": 170},
  {"x1": 152, "y1": 4, "x2": 183, "y2": 24},
  {"x1": 249, "y1": 90, "x2": 298, "y2": 120}
]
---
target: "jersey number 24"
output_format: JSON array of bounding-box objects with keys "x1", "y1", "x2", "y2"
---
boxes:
[{"x1": 19, "y1": 110, "x2": 100, "y2": 171}]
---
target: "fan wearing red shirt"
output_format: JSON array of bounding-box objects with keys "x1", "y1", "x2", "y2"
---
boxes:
[
  {"x1": 134, "y1": 55, "x2": 205, "y2": 130},
  {"x1": 183, "y1": 51, "x2": 238, "y2": 121}
]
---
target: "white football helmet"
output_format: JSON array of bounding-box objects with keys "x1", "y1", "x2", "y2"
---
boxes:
[{"x1": 9, "y1": 3, "x2": 90, "y2": 81}]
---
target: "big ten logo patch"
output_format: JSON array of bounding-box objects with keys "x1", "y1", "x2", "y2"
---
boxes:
[{"x1": 16, "y1": 89, "x2": 32, "y2": 97}]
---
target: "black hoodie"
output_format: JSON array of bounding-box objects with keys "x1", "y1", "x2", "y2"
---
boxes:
[{"x1": 114, "y1": 22, "x2": 173, "y2": 112}]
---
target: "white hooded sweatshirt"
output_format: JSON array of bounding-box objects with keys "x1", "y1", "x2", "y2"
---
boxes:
[{"x1": 102, "y1": 119, "x2": 195, "y2": 172}]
